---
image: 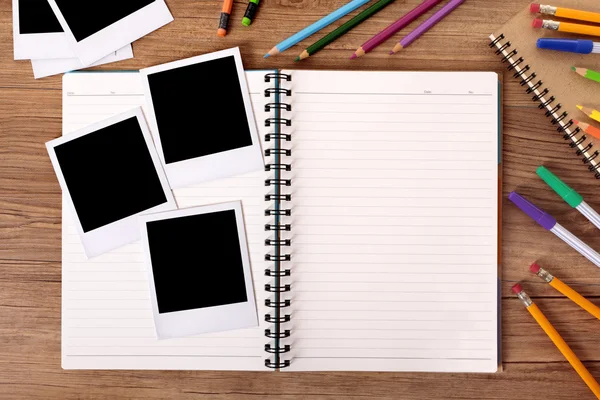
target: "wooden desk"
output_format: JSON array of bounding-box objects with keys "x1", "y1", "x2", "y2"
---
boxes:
[{"x1": 2, "y1": 0, "x2": 600, "y2": 398}]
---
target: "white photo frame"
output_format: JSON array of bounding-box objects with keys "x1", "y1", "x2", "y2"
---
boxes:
[
  {"x1": 31, "y1": 45, "x2": 133, "y2": 79},
  {"x1": 12, "y1": 0, "x2": 74, "y2": 60},
  {"x1": 45, "y1": 0, "x2": 173, "y2": 65},
  {"x1": 140, "y1": 201, "x2": 259, "y2": 339},
  {"x1": 140, "y1": 48, "x2": 264, "y2": 189},
  {"x1": 46, "y1": 107, "x2": 177, "y2": 258}
]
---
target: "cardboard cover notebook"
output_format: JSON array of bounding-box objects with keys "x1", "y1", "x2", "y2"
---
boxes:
[{"x1": 489, "y1": 1, "x2": 600, "y2": 179}]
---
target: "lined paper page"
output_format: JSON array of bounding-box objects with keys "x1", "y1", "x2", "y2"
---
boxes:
[
  {"x1": 62, "y1": 71, "x2": 272, "y2": 370},
  {"x1": 282, "y1": 71, "x2": 499, "y2": 373}
]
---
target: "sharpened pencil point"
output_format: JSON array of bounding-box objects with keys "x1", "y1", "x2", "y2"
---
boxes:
[
  {"x1": 571, "y1": 66, "x2": 577, "y2": 72},
  {"x1": 390, "y1": 43, "x2": 402, "y2": 54},
  {"x1": 263, "y1": 53, "x2": 270, "y2": 58},
  {"x1": 349, "y1": 54, "x2": 357, "y2": 60},
  {"x1": 294, "y1": 56, "x2": 300, "y2": 62},
  {"x1": 577, "y1": 105, "x2": 583, "y2": 111}
]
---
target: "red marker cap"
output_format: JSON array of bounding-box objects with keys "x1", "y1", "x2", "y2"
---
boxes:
[
  {"x1": 512, "y1": 283, "x2": 524, "y2": 294},
  {"x1": 532, "y1": 18, "x2": 543, "y2": 28},
  {"x1": 530, "y1": 3, "x2": 541, "y2": 13},
  {"x1": 529, "y1": 263, "x2": 541, "y2": 274}
]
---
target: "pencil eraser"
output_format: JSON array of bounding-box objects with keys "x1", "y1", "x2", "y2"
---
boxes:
[
  {"x1": 512, "y1": 283, "x2": 524, "y2": 294},
  {"x1": 530, "y1": 3, "x2": 541, "y2": 13},
  {"x1": 530, "y1": 262, "x2": 541, "y2": 274},
  {"x1": 532, "y1": 18, "x2": 543, "y2": 28},
  {"x1": 217, "y1": 28, "x2": 226, "y2": 37}
]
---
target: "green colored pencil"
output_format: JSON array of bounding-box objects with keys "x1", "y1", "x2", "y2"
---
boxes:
[
  {"x1": 572, "y1": 66, "x2": 600, "y2": 84},
  {"x1": 295, "y1": 0, "x2": 396, "y2": 61}
]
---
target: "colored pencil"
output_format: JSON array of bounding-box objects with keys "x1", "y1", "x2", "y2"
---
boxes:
[
  {"x1": 351, "y1": 0, "x2": 443, "y2": 59},
  {"x1": 577, "y1": 104, "x2": 600, "y2": 123},
  {"x1": 531, "y1": 3, "x2": 600, "y2": 25},
  {"x1": 390, "y1": 0, "x2": 465, "y2": 54},
  {"x1": 572, "y1": 67, "x2": 600, "y2": 84},
  {"x1": 264, "y1": 0, "x2": 371, "y2": 58},
  {"x1": 297, "y1": 0, "x2": 396, "y2": 61},
  {"x1": 530, "y1": 263, "x2": 600, "y2": 320},
  {"x1": 533, "y1": 18, "x2": 600, "y2": 38},
  {"x1": 574, "y1": 120, "x2": 600, "y2": 140},
  {"x1": 537, "y1": 166, "x2": 600, "y2": 231},
  {"x1": 537, "y1": 39, "x2": 600, "y2": 54},
  {"x1": 218, "y1": 0, "x2": 234, "y2": 37},
  {"x1": 242, "y1": 0, "x2": 260, "y2": 26},
  {"x1": 512, "y1": 283, "x2": 600, "y2": 399}
]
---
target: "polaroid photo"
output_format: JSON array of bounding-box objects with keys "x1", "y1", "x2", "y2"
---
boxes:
[
  {"x1": 140, "y1": 201, "x2": 259, "y2": 339},
  {"x1": 46, "y1": 107, "x2": 177, "y2": 258},
  {"x1": 31, "y1": 45, "x2": 133, "y2": 79},
  {"x1": 140, "y1": 48, "x2": 264, "y2": 189},
  {"x1": 13, "y1": 0, "x2": 74, "y2": 60},
  {"x1": 46, "y1": 0, "x2": 173, "y2": 66}
]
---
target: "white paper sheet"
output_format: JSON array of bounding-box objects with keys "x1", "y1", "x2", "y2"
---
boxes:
[
  {"x1": 31, "y1": 45, "x2": 133, "y2": 79},
  {"x1": 61, "y1": 71, "x2": 274, "y2": 370},
  {"x1": 280, "y1": 70, "x2": 500, "y2": 373}
]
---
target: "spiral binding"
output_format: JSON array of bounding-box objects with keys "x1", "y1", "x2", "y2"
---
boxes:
[
  {"x1": 263, "y1": 72, "x2": 292, "y2": 369},
  {"x1": 489, "y1": 34, "x2": 600, "y2": 177}
]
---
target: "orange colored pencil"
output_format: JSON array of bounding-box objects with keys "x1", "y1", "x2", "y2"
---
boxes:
[
  {"x1": 218, "y1": 0, "x2": 234, "y2": 37},
  {"x1": 512, "y1": 283, "x2": 600, "y2": 399},
  {"x1": 574, "y1": 119, "x2": 600, "y2": 140}
]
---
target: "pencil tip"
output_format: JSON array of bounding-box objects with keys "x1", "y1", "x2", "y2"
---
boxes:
[
  {"x1": 389, "y1": 51, "x2": 394, "y2": 55},
  {"x1": 349, "y1": 54, "x2": 357, "y2": 60},
  {"x1": 577, "y1": 105, "x2": 583, "y2": 110},
  {"x1": 294, "y1": 56, "x2": 300, "y2": 62},
  {"x1": 263, "y1": 53, "x2": 270, "y2": 59},
  {"x1": 571, "y1": 66, "x2": 576, "y2": 71}
]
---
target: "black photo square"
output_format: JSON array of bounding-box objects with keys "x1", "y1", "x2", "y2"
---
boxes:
[
  {"x1": 147, "y1": 209, "x2": 249, "y2": 314},
  {"x1": 146, "y1": 55, "x2": 253, "y2": 164},
  {"x1": 19, "y1": 0, "x2": 63, "y2": 34},
  {"x1": 53, "y1": 0, "x2": 155, "y2": 42}
]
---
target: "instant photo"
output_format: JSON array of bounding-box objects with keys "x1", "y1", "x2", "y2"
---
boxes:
[
  {"x1": 140, "y1": 48, "x2": 263, "y2": 188},
  {"x1": 140, "y1": 202, "x2": 258, "y2": 339},
  {"x1": 46, "y1": 107, "x2": 176, "y2": 258}
]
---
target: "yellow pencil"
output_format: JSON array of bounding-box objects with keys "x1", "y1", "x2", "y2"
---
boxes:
[
  {"x1": 531, "y1": 4, "x2": 600, "y2": 24},
  {"x1": 512, "y1": 283, "x2": 600, "y2": 399},
  {"x1": 530, "y1": 263, "x2": 600, "y2": 320},
  {"x1": 533, "y1": 18, "x2": 600, "y2": 38},
  {"x1": 577, "y1": 105, "x2": 600, "y2": 123}
]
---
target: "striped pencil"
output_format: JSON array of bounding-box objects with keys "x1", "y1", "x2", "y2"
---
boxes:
[
  {"x1": 574, "y1": 120, "x2": 600, "y2": 140},
  {"x1": 530, "y1": 263, "x2": 600, "y2": 320},
  {"x1": 351, "y1": 0, "x2": 443, "y2": 59},
  {"x1": 297, "y1": 0, "x2": 396, "y2": 61},
  {"x1": 390, "y1": 0, "x2": 465, "y2": 54},
  {"x1": 512, "y1": 283, "x2": 600, "y2": 399},
  {"x1": 572, "y1": 67, "x2": 600, "y2": 84},
  {"x1": 533, "y1": 19, "x2": 600, "y2": 38},
  {"x1": 264, "y1": 0, "x2": 371, "y2": 58},
  {"x1": 531, "y1": 3, "x2": 600, "y2": 25}
]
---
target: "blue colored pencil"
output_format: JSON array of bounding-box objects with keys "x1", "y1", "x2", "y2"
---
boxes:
[{"x1": 264, "y1": 0, "x2": 371, "y2": 58}]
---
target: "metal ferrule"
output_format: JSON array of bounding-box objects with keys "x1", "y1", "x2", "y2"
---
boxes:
[
  {"x1": 535, "y1": 267, "x2": 554, "y2": 283},
  {"x1": 542, "y1": 20, "x2": 560, "y2": 30},
  {"x1": 539, "y1": 5, "x2": 557, "y2": 15},
  {"x1": 515, "y1": 289, "x2": 533, "y2": 307}
]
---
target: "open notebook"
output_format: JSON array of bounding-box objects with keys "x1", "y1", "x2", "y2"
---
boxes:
[{"x1": 62, "y1": 70, "x2": 500, "y2": 372}]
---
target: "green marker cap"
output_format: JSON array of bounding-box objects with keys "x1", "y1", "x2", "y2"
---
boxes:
[
  {"x1": 536, "y1": 166, "x2": 583, "y2": 208},
  {"x1": 242, "y1": 17, "x2": 251, "y2": 26}
]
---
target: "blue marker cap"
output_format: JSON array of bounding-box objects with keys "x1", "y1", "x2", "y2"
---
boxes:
[{"x1": 536, "y1": 38, "x2": 594, "y2": 54}]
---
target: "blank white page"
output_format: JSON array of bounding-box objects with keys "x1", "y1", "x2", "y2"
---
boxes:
[
  {"x1": 61, "y1": 71, "x2": 273, "y2": 370},
  {"x1": 282, "y1": 70, "x2": 499, "y2": 373}
]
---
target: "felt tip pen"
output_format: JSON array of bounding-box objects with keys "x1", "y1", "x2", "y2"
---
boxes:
[
  {"x1": 537, "y1": 166, "x2": 600, "y2": 230},
  {"x1": 536, "y1": 38, "x2": 600, "y2": 54},
  {"x1": 508, "y1": 191, "x2": 600, "y2": 268}
]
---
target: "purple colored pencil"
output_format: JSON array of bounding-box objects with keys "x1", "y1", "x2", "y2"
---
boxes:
[
  {"x1": 351, "y1": 0, "x2": 444, "y2": 59},
  {"x1": 390, "y1": 0, "x2": 466, "y2": 54}
]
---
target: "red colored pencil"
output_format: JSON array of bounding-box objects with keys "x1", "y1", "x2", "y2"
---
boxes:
[{"x1": 351, "y1": 0, "x2": 443, "y2": 59}]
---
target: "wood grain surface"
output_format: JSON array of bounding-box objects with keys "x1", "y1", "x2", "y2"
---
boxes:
[{"x1": 3, "y1": 0, "x2": 600, "y2": 398}]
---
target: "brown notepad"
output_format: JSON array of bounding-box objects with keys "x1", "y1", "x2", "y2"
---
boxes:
[{"x1": 489, "y1": 1, "x2": 600, "y2": 178}]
